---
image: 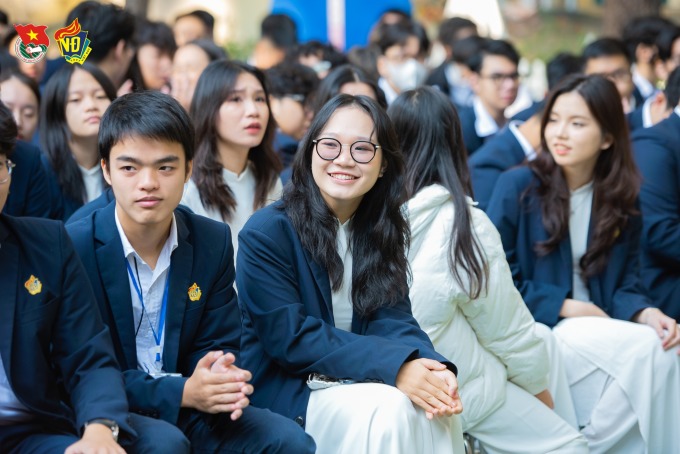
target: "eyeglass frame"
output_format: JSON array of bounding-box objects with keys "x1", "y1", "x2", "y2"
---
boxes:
[
  {"x1": 312, "y1": 138, "x2": 381, "y2": 164},
  {"x1": 479, "y1": 71, "x2": 521, "y2": 86},
  {"x1": 0, "y1": 159, "x2": 15, "y2": 184}
]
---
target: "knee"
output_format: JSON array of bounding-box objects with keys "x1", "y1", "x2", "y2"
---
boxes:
[
  {"x1": 364, "y1": 384, "x2": 419, "y2": 428},
  {"x1": 129, "y1": 419, "x2": 190, "y2": 454},
  {"x1": 271, "y1": 423, "x2": 316, "y2": 454}
]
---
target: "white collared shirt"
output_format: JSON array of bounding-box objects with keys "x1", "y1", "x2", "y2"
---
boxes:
[
  {"x1": 473, "y1": 96, "x2": 502, "y2": 139},
  {"x1": 632, "y1": 66, "x2": 656, "y2": 100},
  {"x1": 78, "y1": 164, "x2": 104, "y2": 203},
  {"x1": 378, "y1": 77, "x2": 399, "y2": 106},
  {"x1": 115, "y1": 210, "x2": 178, "y2": 374},
  {"x1": 674, "y1": 106, "x2": 680, "y2": 118},
  {"x1": 0, "y1": 354, "x2": 33, "y2": 425},
  {"x1": 508, "y1": 120, "x2": 537, "y2": 161},
  {"x1": 569, "y1": 181, "x2": 594, "y2": 303},
  {"x1": 331, "y1": 220, "x2": 354, "y2": 332}
]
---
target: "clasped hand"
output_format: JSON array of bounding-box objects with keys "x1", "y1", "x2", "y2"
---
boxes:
[
  {"x1": 395, "y1": 358, "x2": 463, "y2": 420},
  {"x1": 182, "y1": 351, "x2": 254, "y2": 420}
]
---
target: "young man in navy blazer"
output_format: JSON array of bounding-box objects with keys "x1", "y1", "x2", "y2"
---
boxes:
[
  {"x1": 67, "y1": 91, "x2": 315, "y2": 453},
  {"x1": 0, "y1": 95, "x2": 133, "y2": 453}
]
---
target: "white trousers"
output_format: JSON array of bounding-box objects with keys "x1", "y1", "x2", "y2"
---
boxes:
[
  {"x1": 305, "y1": 382, "x2": 465, "y2": 453},
  {"x1": 554, "y1": 317, "x2": 680, "y2": 454}
]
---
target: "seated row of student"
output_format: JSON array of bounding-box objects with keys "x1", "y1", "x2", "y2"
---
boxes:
[
  {"x1": 486, "y1": 74, "x2": 680, "y2": 453},
  {"x1": 632, "y1": 67, "x2": 680, "y2": 322},
  {"x1": 39, "y1": 63, "x2": 115, "y2": 221},
  {"x1": 237, "y1": 94, "x2": 466, "y2": 453},
  {"x1": 0, "y1": 101, "x2": 149, "y2": 454},
  {"x1": 66, "y1": 90, "x2": 316, "y2": 453},
  {"x1": 388, "y1": 86, "x2": 588, "y2": 453},
  {"x1": 179, "y1": 60, "x2": 283, "y2": 256},
  {"x1": 126, "y1": 19, "x2": 176, "y2": 94}
]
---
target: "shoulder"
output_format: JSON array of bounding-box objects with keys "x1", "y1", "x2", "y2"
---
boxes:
[
  {"x1": 12, "y1": 141, "x2": 42, "y2": 165},
  {"x1": 176, "y1": 207, "x2": 231, "y2": 241},
  {"x1": 495, "y1": 165, "x2": 536, "y2": 193},
  {"x1": 3, "y1": 215, "x2": 64, "y2": 242},
  {"x1": 456, "y1": 104, "x2": 476, "y2": 122},
  {"x1": 239, "y1": 201, "x2": 299, "y2": 248},
  {"x1": 632, "y1": 113, "x2": 680, "y2": 146},
  {"x1": 468, "y1": 205, "x2": 507, "y2": 261}
]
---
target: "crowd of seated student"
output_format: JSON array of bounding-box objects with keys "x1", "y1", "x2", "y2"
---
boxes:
[{"x1": 2, "y1": 2, "x2": 680, "y2": 452}]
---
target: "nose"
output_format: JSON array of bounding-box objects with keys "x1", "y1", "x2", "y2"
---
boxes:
[
  {"x1": 11, "y1": 109, "x2": 22, "y2": 129},
  {"x1": 82, "y1": 94, "x2": 98, "y2": 112},
  {"x1": 138, "y1": 167, "x2": 159, "y2": 191},
  {"x1": 333, "y1": 143, "x2": 355, "y2": 166},
  {"x1": 244, "y1": 98, "x2": 260, "y2": 117}
]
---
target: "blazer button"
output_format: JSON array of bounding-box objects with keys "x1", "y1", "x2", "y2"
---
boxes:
[{"x1": 294, "y1": 416, "x2": 304, "y2": 426}]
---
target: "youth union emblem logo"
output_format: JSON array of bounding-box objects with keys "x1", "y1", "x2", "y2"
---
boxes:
[
  {"x1": 13, "y1": 24, "x2": 50, "y2": 63},
  {"x1": 188, "y1": 283, "x2": 202, "y2": 302},
  {"x1": 54, "y1": 18, "x2": 92, "y2": 64}
]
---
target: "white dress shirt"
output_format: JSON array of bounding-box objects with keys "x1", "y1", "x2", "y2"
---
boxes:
[
  {"x1": 508, "y1": 120, "x2": 537, "y2": 161},
  {"x1": 473, "y1": 96, "x2": 502, "y2": 139},
  {"x1": 569, "y1": 181, "x2": 594, "y2": 303},
  {"x1": 331, "y1": 220, "x2": 354, "y2": 332},
  {"x1": 78, "y1": 164, "x2": 104, "y2": 203},
  {"x1": 0, "y1": 353, "x2": 33, "y2": 424},
  {"x1": 115, "y1": 210, "x2": 178, "y2": 375}
]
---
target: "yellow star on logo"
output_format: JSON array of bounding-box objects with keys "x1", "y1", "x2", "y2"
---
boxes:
[{"x1": 27, "y1": 30, "x2": 38, "y2": 41}]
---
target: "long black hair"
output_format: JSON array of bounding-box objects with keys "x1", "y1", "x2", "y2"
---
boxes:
[
  {"x1": 283, "y1": 94, "x2": 410, "y2": 316},
  {"x1": 389, "y1": 86, "x2": 488, "y2": 299},
  {"x1": 40, "y1": 63, "x2": 116, "y2": 204},
  {"x1": 190, "y1": 60, "x2": 281, "y2": 221},
  {"x1": 530, "y1": 74, "x2": 639, "y2": 277}
]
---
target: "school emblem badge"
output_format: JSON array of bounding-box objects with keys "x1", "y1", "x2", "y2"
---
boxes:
[
  {"x1": 24, "y1": 275, "x2": 42, "y2": 295},
  {"x1": 54, "y1": 19, "x2": 92, "y2": 64},
  {"x1": 188, "y1": 283, "x2": 202, "y2": 302},
  {"x1": 13, "y1": 24, "x2": 50, "y2": 63}
]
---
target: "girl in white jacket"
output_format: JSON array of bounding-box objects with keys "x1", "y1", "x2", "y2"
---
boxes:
[{"x1": 388, "y1": 86, "x2": 587, "y2": 454}]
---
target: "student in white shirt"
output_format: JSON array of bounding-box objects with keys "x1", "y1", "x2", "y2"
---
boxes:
[{"x1": 181, "y1": 60, "x2": 282, "y2": 255}]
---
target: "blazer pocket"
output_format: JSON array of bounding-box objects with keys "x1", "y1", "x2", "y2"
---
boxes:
[
  {"x1": 184, "y1": 301, "x2": 206, "y2": 321},
  {"x1": 18, "y1": 295, "x2": 59, "y2": 324}
]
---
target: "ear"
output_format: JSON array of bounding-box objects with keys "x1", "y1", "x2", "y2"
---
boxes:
[
  {"x1": 600, "y1": 133, "x2": 614, "y2": 151},
  {"x1": 101, "y1": 159, "x2": 112, "y2": 185},
  {"x1": 379, "y1": 159, "x2": 387, "y2": 177},
  {"x1": 185, "y1": 159, "x2": 193, "y2": 182},
  {"x1": 469, "y1": 72, "x2": 481, "y2": 94}
]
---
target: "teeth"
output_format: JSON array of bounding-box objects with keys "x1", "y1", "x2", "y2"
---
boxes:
[{"x1": 331, "y1": 174, "x2": 356, "y2": 180}]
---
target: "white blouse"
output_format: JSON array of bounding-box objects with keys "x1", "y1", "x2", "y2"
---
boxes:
[
  {"x1": 181, "y1": 162, "x2": 283, "y2": 256},
  {"x1": 331, "y1": 220, "x2": 354, "y2": 332},
  {"x1": 79, "y1": 165, "x2": 104, "y2": 203},
  {"x1": 569, "y1": 181, "x2": 594, "y2": 303}
]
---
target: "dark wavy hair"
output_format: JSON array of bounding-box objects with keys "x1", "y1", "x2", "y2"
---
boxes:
[
  {"x1": 190, "y1": 60, "x2": 281, "y2": 221},
  {"x1": 40, "y1": 63, "x2": 116, "y2": 204},
  {"x1": 310, "y1": 64, "x2": 387, "y2": 114},
  {"x1": 283, "y1": 94, "x2": 410, "y2": 316},
  {"x1": 389, "y1": 87, "x2": 488, "y2": 299},
  {"x1": 530, "y1": 74, "x2": 639, "y2": 277}
]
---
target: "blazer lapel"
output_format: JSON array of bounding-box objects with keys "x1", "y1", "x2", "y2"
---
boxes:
[
  {"x1": 302, "y1": 248, "x2": 333, "y2": 322},
  {"x1": 0, "y1": 224, "x2": 18, "y2": 375},
  {"x1": 94, "y1": 205, "x2": 137, "y2": 370},
  {"x1": 162, "y1": 212, "x2": 192, "y2": 372}
]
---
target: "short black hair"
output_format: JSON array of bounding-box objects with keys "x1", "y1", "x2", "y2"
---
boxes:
[
  {"x1": 547, "y1": 52, "x2": 584, "y2": 90},
  {"x1": 265, "y1": 61, "x2": 319, "y2": 103},
  {"x1": 373, "y1": 21, "x2": 419, "y2": 55},
  {"x1": 656, "y1": 26, "x2": 680, "y2": 63},
  {"x1": 452, "y1": 35, "x2": 485, "y2": 65},
  {"x1": 438, "y1": 17, "x2": 478, "y2": 49},
  {"x1": 183, "y1": 39, "x2": 228, "y2": 61},
  {"x1": 290, "y1": 40, "x2": 348, "y2": 71},
  {"x1": 665, "y1": 67, "x2": 680, "y2": 108},
  {"x1": 175, "y1": 10, "x2": 215, "y2": 35},
  {"x1": 622, "y1": 15, "x2": 675, "y2": 61},
  {"x1": 134, "y1": 19, "x2": 177, "y2": 56},
  {"x1": 582, "y1": 38, "x2": 631, "y2": 65},
  {"x1": 99, "y1": 91, "x2": 194, "y2": 164},
  {"x1": 0, "y1": 101, "x2": 17, "y2": 158},
  {"x1": 0, "y1": 10, "x2": 8, "y2": 26},
  {"x1": 66, "y1": 1, "x2": 136, "y2": 62},
  {"x1": 261, "y1": 14, "x2": 297, "y2": 49},
  {"x1": 0, "y1": 48, "x2": 18, "y2": 74},
  {"x1": 466, "y1": 38, "x2": 520, "y2": 74}
]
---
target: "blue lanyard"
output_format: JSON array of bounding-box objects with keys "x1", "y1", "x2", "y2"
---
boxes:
[{"x1": 125, "y1": 258, "x2": 171, "y2": 362}]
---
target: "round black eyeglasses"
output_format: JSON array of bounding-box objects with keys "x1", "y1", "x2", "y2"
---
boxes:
[{"x1": 313, "y1": 138, "x2": 380, "y2": 164}]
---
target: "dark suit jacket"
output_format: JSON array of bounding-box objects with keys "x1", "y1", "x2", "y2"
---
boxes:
[
  {"x1": 236, "y1": 202, "x2": 456, "y2": 426},
  {"x1": 632, "y1": 112, "x2": 680, "y2": 320},
  {"x1": 66, "y1": 202, "x2": 240, "y2": 424},
  {"x1": 468, "y1": 127, "x2": 527, "y2": 212},
  {"x1": 426, "y1": 62, "x2": 451, "y2": 97},
  {"x1": 66, "y1": 188, "x2": 115, "y2": 225},
  {"x1": 457, "y1": 104, "x2": 485, "y2": 156},
  {"x1": 486, "y1": 166, "x2": 651, "y2": 327},
  {"x1": 627, "y1": 105, "x2": 645, "y2": 132},
  {"x1": 41, "y1": 154, "x2": 81, "y2": 221},
  {"x1": 0, "y1": 214, "x2": 133, "y2": 436},
  {"x1": 3, "y1": 141, "x2": 51, "y2": 218}
]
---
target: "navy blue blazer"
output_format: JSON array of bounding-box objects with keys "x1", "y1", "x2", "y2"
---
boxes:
[
  {"x1": 3, "y1": 141, "x2": 51, "y2": 218},
  {"x1": 66, "y1": 202, "x2": 240, "y2": 424},
  {"x1": 457, "y1": 104, "x2": 486, "y2": 156},
  {"x1": 510, "y1": 101, "x2": 544, "y2": 122},
  {"x1": 468, "y1": 127, "x2": 527, "y2": 211},
  {"x1": 627, "y1": 105, "x2": 645, "y2": 132},
  {"x1": 486, "y1": 166, "x2": 651, "y2": 327},
  {"x1": 40, "y1": 154, "x2": 80, "y2": 221},
  {"x1": 236, "y1": 202, "x2": 456, "y2": 426},
  {"x1": 66, "y1": 187, "x2": 115, "y2": 225},
  {"x1": 0, "y1": 214, "x2": 133, "y2": 436},
  {"x1": 631, "y1": 112, "x2": 680, "y2": 320}
]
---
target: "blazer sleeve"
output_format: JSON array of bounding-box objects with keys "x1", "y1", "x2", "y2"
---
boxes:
[
  {"x1": 609, "y1": 212, "x2": 653, "y2": 321},
  {"x1": 633, "y1": 131, "x2": 680, "y2": 265},
  {"x1": 469, "y1": 153, "x2": 504, "y2": 212},
  {"x1": 459, "y1": 212, "x2": 548, "y2": 395},
  {"x1": 237, "y1": 224, "x2": 425, "y2": 386},
  {"x1": 52, "y1": 223, "x2": 134, "y2": 436},
  {"x1": 486, "y1": 171, "x2": 570, "y2": 327}
]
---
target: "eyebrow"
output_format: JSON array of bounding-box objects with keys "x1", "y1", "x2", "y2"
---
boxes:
[
  {"x1": 320, "y1": 132, "x2": 374, "y2": 141},
  {"x1": 115, "y1": 155, "x2": 180, "y2": 165}
]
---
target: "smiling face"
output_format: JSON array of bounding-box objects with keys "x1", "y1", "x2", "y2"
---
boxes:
[
  {"x1": 311, "y1": 106, "x2": 384, "y2": 222},
  {"x1": 64, "y1": 68, "x2": 112, "y2": 140},
  {"x1": 104, "y1": 136, "x2": 192, "y2": 231},
  {"x1": 215, "y1": 72, "x2": 270, "y2": 155},
  {"x1": 544, "y1": 90, "x2": 612, "y2": 181},
  {"x1": 0, "y1": 77, "x2": 39, "y2": 141}
]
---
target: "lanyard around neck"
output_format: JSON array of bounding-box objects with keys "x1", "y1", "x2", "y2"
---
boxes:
[{"x1": 125, "y1": 257, "x2": 171, "y2": 362}]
